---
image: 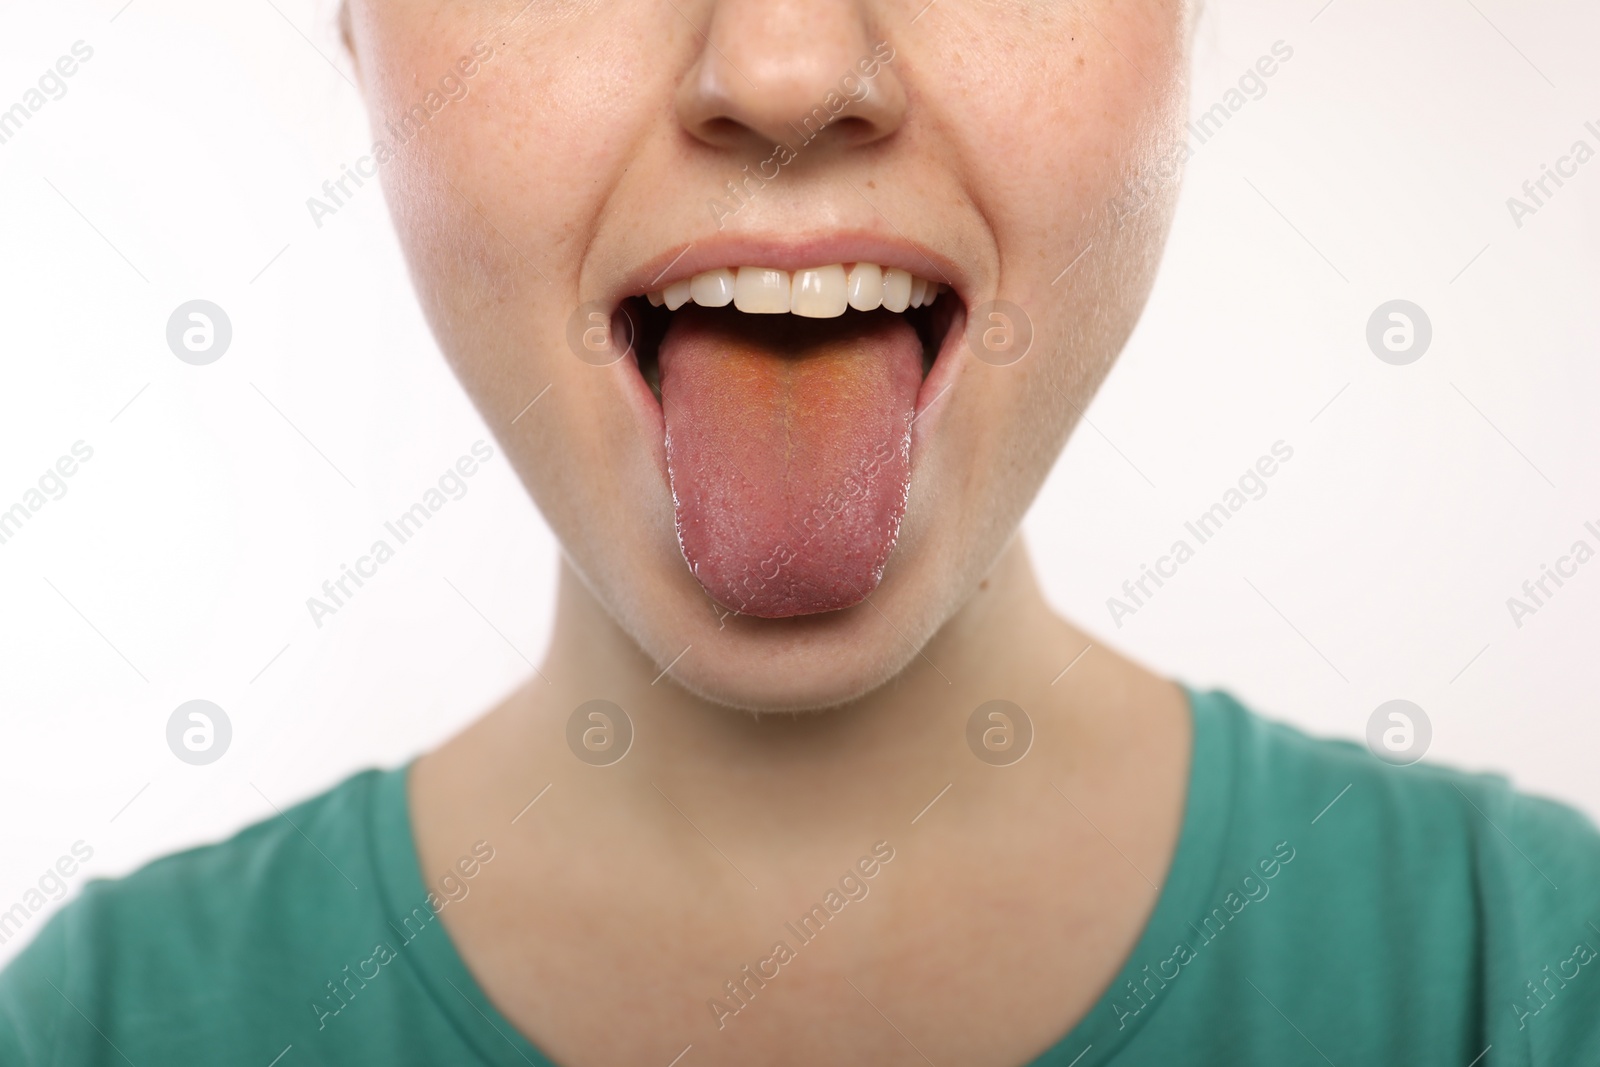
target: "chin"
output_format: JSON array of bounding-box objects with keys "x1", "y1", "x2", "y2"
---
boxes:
[
  {"x1": 598, "y1": 521, "x2": 967, "y2": 714},
  {"x1": 665, "y1": 613, "x2": 927, "y2": 713}
]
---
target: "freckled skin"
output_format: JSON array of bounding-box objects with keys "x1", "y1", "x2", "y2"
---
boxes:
[{"x1": 343, "y1": 0, "x2": 1192, "y2": 711}]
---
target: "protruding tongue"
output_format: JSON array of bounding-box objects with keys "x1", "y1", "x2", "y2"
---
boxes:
[{"x1": 658, "y1": 304, "x2": 922, "y2": 618}]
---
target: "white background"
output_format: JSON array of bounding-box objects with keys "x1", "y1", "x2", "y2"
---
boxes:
[{"x1": 2, "y1": 0, "x2": 1597, "y2": 964}]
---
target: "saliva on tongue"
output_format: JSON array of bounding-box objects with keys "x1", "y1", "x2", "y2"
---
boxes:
[{"x1": 657, "y1": 303, "x2": 924, "y2": 618}]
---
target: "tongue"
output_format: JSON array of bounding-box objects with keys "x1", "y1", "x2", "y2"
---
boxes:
[{"x1": 657, "y1": 304, "x2": 923, "y2": 618}]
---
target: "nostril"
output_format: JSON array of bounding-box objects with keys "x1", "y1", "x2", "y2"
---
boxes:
[
  {"x1": 826, "y1": 115, "x2": 880, "y2": 145},
  {"x1": 695, "y1": 116, "x2": 749, "y2": 148}
]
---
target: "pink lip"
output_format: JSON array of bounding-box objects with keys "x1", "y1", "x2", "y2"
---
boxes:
[{"x1": 622, "y1": 230, "x2": 970, "y2": 307}]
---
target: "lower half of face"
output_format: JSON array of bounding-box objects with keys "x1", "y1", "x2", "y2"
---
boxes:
[{"x1": 348, "y1": 0, "x2": 1190, "y2": 711}]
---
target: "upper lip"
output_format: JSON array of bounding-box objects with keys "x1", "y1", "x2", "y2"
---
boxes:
[{"x1": 621, "y1": 231, "x2": 969, "y2": 307}]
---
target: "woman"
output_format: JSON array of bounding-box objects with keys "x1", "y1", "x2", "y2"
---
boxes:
[{"x1": 4, "y1": 1, "x2": 1597, "y2": 1064}]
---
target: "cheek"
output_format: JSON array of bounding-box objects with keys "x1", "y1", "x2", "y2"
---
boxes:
[
  {"x1": 350, "y1": 9, "x2": 678, "y2": 485},
  {"x1": 920, "y1": 6, "x2": 1187, "y2": 548},
  {"x1": 356, "y1": 11, "x2": 668, "y2": 309},
  {"x1": 944, "y1": 5, "x2": 1187, "y2": 289}
]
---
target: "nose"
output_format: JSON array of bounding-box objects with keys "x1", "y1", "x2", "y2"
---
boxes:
[{"x1": 675, "y1": 0, "x2": 905, "y2": 152}]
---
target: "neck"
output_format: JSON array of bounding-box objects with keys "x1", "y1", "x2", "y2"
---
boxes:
[
  {"x1": 528, "y1": 539, "x2": 1104, "y2": 836},
  {"x1": 416, "y1": 535, "x2": 1187, "y2": 914}
]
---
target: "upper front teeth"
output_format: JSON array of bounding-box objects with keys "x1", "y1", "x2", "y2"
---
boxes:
[{"x1": 646, "y1": 264, "x2": 945, "y2": 317}]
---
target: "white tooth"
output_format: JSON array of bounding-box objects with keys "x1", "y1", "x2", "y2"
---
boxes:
[
  {"x1": 647, "y1": 290, "x2": 665, "y2": 307},
  {"x1": 664, "y1": 279, "x2": 692, "y2": 310},
  {"x1": 847, "y1": 263, "x2": 884, "y2": 311},
  {"x1": 689, "y1": 268, "x2": 735, "y2": 307},
  {"x1": 791, "y1": 264, "x2": 848, "y2": 318},
  {"x1": 909, "y1": 277, "x2": 929, "y2": 308},
  {"x1": 882, "y1": 268, "x2": 912, "y2": 313},
  {"x1": 734, "y1": 267, "x2": 791, "y2": 313}
]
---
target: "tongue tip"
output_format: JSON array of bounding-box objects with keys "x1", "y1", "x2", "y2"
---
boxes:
[
  {"x1": 718, "y1": 592, "x2": 866, "y2": 620},
  {"x1": 695, "y1": 554, "x2": 893, "y2": 619},
  {"x1": 672, "y1": 455, "x2": 912, "y2": 620}
]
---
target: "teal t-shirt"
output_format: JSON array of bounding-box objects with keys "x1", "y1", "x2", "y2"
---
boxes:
[{"x1": 4, "y1": 689, "x2": 1599, "y2": 1065}]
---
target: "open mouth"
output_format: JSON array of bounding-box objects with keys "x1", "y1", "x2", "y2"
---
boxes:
[{"x1": 619, "y1": 261, "x2": 964, "y2": 620}]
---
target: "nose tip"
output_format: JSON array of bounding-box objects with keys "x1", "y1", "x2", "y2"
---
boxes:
[{"x1": 675, "y1": 4, "x2": 903, "y2": 152}]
